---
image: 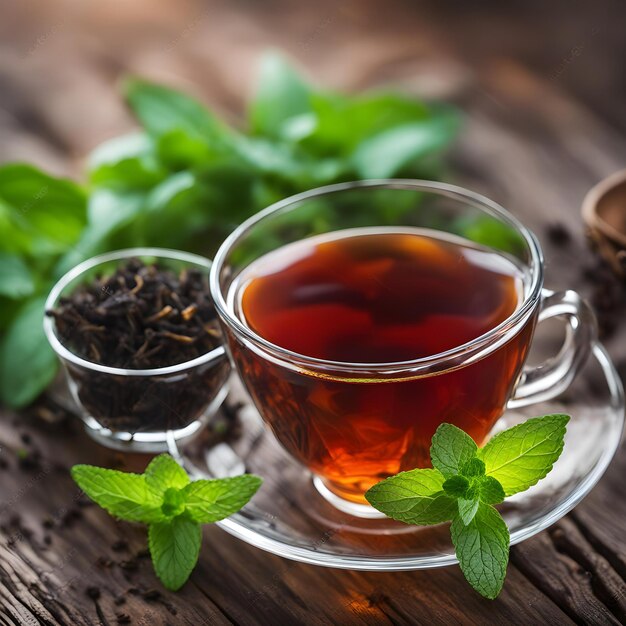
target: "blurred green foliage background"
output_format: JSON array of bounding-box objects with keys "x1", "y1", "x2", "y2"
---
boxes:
[{"x1": 0, "y1": 52, "x2": 460, "y2": 408}]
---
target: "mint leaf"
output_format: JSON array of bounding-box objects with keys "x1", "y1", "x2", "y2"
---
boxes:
[
  {"x1": 161, "y1": 488, "x2": 186, "y2": 518},
  {"x1": 149, "y1": 514, "x2": 201, "y2": 591},
  {"x1": 0, "y1": 164, "x2": 87, "y2": 256},
  {"x1": 88, "y1": 133, "x2": 166, "y2": 189},
  {"x1": 0, "y1": 254, "x2": 35, "y2": 299},
  {"x1": 478, "y1": 414, "x2": 569, "y2": 496},
  {"x1": 458, "y1": 497, "x2": 480, "y2": 525},
  {"x1": 182, "y1": 475, "x2": 262, "y2": 524},
  {"x1": 478, "y1": 476, "x2": 505, "y2": 505},
  {"x1": 365, "y1": 468, "x2": 457, "y2": 525},
  {"x1": 155, "y1": 129, "x2": 215, "y2": 170},
  {"x1": 443, "y1": 475, "x2": 470, "y2": 499},
  {"x1": 249, "y1": 53, "x2": 313, "y2": 138},
  {"x1": 124, "y1": 78, "x2": 223, "y2": 143},
  {"x1": 460, "y1": 458, "x2": 486, "y2": 477},
  {"x1": 305, "y1": 91, "x2": 432, "y2": 153},
  {"x1": 71, "y1": 465, "x2": 164, "y2": 523},
  {"x1": 451, "y1": 503, "x2": 510, "y2": 599},
  {"x1": 0, "y1": 297, "x2": 58, "y2": 409},
  {"x1": 352, "y1": 115, "x2": 459, "y2": 179},
  {"x1": 54, "y1": 189, "x2": 145, "y2": 276},
  {"x1": 430, "y1": 423, "x2": 478, "y2": 478},
  {"x1": 455, "y1": 215, "x2": 526, "y2": 256},
  {"x1": 145, "y1": 454, "x2": 190, "y2": 496}
]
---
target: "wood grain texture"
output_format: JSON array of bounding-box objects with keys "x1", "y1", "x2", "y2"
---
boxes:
[{"x1": 1, "y1": 0, "x2": 625, "y2": 623}]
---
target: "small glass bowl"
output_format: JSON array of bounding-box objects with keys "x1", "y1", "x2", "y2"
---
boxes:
[{"x1": 43, "y1": 248, "x2": 230, "y2": 452}]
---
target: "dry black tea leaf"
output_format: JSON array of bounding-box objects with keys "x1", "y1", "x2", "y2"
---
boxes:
[
  {"x1": 46, "y1": 259, "x2": 229, "y2": 434},
  {"x1": 48, "y1": 258, "x2": 222, "y2": 368}
]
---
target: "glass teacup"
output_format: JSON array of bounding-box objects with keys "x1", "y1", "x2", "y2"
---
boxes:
[{"x1": 210, "y1": 180, "x2": 595, "y2": 516}]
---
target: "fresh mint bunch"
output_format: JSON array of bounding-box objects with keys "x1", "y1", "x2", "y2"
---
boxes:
[
  {"x1": 72, "y1": 454, "x2": 261, "y2": 591},
  {"x1": 366, "y1": 414, "x2": 569, "y2": 599},
  {"x1": 0, "y1": 52, "x2": 460, "y2": 409}
]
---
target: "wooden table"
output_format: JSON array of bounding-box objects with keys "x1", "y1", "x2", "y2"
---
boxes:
[{"x1": 1, "y1": 1, "x2": 625, "y2": 623}]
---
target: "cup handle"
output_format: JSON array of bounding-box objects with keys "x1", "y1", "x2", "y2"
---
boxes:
[{"x1": 508, "y1": 288, "x2": 597, "y2": 409}]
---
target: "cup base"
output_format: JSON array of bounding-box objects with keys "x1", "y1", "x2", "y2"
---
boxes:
[
  {"x1": 312, "y1": 475, "x2": 386, "y2": 519},
  {"x1": 82, "y1": 385, "x2": 228, "y2": 453}
]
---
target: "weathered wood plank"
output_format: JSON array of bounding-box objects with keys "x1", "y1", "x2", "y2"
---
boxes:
[
  {"x1": 511, "y1": 527, "x2": 625, "y2": 625},
  {"x1": 1, "y1": 0, "x2": 625, "y2": 624},
  {"x1": 0, "y1": 404, "x2": 575, "y2": 625}
]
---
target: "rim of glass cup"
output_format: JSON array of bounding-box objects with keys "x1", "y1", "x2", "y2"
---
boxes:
[
  {"x1": 210, "y1": 179, "x2": 544, "y2": 375},
  {"x1": 43, "y1": 247, "x2": 226, "y2": 377}
]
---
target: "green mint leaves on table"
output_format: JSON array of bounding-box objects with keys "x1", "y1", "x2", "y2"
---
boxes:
[
  {"x1": 0, "y1": 52, "x2": 460, "y2": 409},
  {"x1": 365, "y1": 414, "x2": 569, "y2": 599},
  {"x1": 71, "y1": 454, "x2": 262, "y2": 591}
]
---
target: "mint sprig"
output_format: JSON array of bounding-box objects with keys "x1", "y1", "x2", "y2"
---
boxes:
[
  {"x1": 366, "y1": 414, "x2": 569, "y2": 599},
  {"x1": 71, "y1": 454, "x2": 261, "y2": 591}
]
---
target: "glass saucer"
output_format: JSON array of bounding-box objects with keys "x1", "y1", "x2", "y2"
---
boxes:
[{"x1": 181, "y1": 342, "x2": 624, "y2": 570}]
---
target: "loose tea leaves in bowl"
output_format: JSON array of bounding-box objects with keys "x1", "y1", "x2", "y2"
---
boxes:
[
  {"x1": 47, "y1": 258, "x2": 223, "y2": 368},
  {"x1": 45, "y1": 255, "x2": 230, "y2": 441}
]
